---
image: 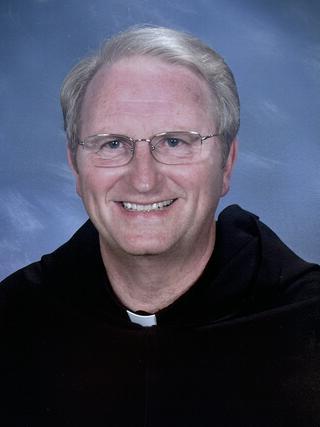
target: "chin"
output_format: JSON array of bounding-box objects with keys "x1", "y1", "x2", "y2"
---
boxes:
[
  {"x1": 112, "y1": 234, "x2": 176, "y2": 257},
  {"x1": 126, "y1": 250, "x2": 161, "y2": 257},
  {"x1": 119, "y1": 243, "x2": 172, "y2": 257},
  {"x1": 98, "y1": 223, "x2": 181, "y2": 257}
]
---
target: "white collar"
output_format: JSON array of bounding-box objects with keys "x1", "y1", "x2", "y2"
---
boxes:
[{"x1": 126, "y1": 310, "x2": 157, "y2": 327}]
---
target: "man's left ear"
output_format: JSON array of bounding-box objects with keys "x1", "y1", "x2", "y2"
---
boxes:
[{"x1": 221, "y1": 139, "x2": 238, "y2": 197}]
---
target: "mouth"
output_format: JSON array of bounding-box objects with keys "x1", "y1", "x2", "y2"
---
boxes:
[{"x1": 121, "y1": 199, "x2": 176, "y2": 212}]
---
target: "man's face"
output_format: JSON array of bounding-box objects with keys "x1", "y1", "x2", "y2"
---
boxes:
[{"x1": 70, "y1": 56, "x2": 236, "y2": 258}]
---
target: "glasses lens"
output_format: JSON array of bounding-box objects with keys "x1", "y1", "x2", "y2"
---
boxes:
[
  {"x1": 84, "y1": 134, "x2": 133, "y2": 165},
  {"x1": 151, "y1": 132, "x2": 201, "y2": 164}
]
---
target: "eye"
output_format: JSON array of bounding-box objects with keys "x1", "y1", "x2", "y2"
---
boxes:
[
  {"x1": 100, "y1": 139, "x2": 123, "y2": 150},
  {"x1": 164, "y1": 137, "x2": 186, "y2": 148}
]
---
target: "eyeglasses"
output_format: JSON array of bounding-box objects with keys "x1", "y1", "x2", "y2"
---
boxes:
[{"x1": 78, "y1": 131, "x2": 219, "y2": 167}]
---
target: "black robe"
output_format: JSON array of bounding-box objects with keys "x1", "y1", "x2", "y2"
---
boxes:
[{"x1": 1, "y1": 205, "x2": 320, "y2": 426}]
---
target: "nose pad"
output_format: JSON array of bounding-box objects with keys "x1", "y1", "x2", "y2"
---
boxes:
[
  {"x1": 131, "y1": 139, "x2": 155, "y2": 163},
  {"x1": 127, "y1": 140, "x2": 162, "y2": 193}
]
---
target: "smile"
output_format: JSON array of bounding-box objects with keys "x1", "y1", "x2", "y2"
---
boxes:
[{"x1": 121, "y1": 199, "x2": 175, "y2": 212}]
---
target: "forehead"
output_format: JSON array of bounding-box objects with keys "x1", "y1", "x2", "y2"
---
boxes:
[{"x1": 80, "y1": 56, "x2": 214, "y2": 135}]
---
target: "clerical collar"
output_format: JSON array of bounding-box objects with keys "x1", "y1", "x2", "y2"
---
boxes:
[{"x1": 126, "y1": 310, "x2": 157, "y2": 327}]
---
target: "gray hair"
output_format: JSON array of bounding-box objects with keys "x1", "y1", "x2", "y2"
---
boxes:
[{"x1": 60, "y1": 25, "x2": 240, "y2": 166}]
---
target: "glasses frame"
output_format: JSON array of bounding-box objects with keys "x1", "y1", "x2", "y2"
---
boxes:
[{"x1": 78, "y1": 130, "x2": 220, "y2": 166}]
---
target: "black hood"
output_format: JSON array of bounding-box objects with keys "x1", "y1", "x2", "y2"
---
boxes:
[{"x1": 5, "y1": 204, "x2": 318, "y2": 329}]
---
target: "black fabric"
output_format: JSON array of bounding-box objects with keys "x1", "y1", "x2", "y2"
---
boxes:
[{"x1": 1, "y1": 205, "x2": 320, "y2": 426}]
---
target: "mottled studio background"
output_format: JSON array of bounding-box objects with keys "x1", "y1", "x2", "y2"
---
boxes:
[{"x1": 1, "y1": 0, "x2": 319, "y2": 280}]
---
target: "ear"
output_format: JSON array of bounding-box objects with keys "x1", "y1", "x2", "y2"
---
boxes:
[
  {"x1": 67, "y1": 146, "x2": 82, "y2": 198},
  {"x1": 221, "y1": 139, "x2": 238, "y2": 197}
]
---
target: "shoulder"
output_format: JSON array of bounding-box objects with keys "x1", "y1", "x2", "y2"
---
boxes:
[
  {"x1": 0, "y1": 220, "x2": 100, "y2": 323},
  {"x1": 0, "y1": 260, "x2": 44, "y2": 327},
  {"x1": 217, "y1": 205, "x2": 320, "y2": 307}
]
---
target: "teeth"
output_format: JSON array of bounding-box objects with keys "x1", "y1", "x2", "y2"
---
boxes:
[{"x1": 122, "y1": 199, "x2": 174, "y2": 212}]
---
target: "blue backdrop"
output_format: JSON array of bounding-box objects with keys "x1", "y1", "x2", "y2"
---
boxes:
[{"x1": 1, "y1": 0, "x2": 319, "y2": 280}]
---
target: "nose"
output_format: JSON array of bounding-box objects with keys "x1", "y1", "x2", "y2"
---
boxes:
[{"x1": 126, "y1": 140, "x2": 163, "y2": 193}]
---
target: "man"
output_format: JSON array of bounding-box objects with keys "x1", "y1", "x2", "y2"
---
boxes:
[{"x1": 1, "y1": 26, "x2": 320, "y2": 426}]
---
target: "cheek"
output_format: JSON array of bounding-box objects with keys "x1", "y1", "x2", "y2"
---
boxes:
[
  {"x1": 196, "y1": 161, "x2": 224, "y2": 199},
  {"x1": 76, "y1": 165, "x2": 123, "y2": 202},
  {"x1": 200, "y1": 176, "x2": 223, "y2": 205},
  {"x1": 76, "y1": 168, "x2": 104, "y2": 201}
]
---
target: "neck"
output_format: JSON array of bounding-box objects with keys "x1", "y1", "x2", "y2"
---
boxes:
[{"x1": 99, "y1": 223, "x2": 216, "y2": 313}]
